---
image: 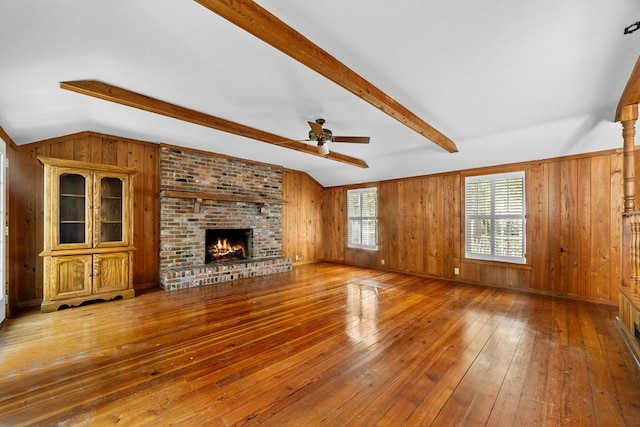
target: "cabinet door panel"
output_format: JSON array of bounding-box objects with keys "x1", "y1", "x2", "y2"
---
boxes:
[
  {"x1": 94, "y1": 172, "x2": 130, "y2": 247},
  {"x1": 52, "y1": 168, "x2": 93, "y2": 250},
  {"x1": 49, "y1": 255, "x2": 93, "y2": 300},
  {"x1": 94, "y1": 252, "x2": 130, "y2": 293}
]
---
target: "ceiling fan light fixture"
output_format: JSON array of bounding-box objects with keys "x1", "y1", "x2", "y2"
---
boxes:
[{"x1": 318, "y1": 142, "x2": 330, "y2": 156}]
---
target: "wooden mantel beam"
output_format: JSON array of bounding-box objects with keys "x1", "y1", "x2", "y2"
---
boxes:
[
  {"x1": 60, "y1": 80, "x2": 368, "y2": 169},
  {"x1": 194, "y1": 0, "x2": 458, "y2": 154}
]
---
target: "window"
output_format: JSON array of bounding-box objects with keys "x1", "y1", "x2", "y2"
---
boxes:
[
  {"x1": 465, "y1": 171, "x2": 525, "y2": 263},
  {"x1": 347, "y1": 187, "x2": 378, "y2": 250}
]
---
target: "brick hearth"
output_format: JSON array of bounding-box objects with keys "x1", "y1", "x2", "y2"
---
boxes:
[{"x1": 160, "y1": 257, "x2": 292, "y2": 291}]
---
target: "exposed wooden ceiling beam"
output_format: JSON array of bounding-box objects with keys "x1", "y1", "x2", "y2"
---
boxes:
[
  {"x1": 194, "y1": 0, "x2": 458, "y2": 154},
  {"x1": 60, "y1": 80, "x2": 368, "y2": 169},
  {"x1": 616, "y1": 55, "x2": 640, "y2": 122}
]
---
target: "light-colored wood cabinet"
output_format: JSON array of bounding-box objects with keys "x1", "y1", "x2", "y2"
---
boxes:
[
  {"x1": 39, "y1": 157, "x2": 136, "y2": 312},
  {"x1": 47, "y1": 254, "x2": 93, "y2": 300}
]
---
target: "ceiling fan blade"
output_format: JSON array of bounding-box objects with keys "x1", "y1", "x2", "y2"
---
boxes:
[
  {"x1": 307, "y1": 121, "x2": 324, "y2": 137},
  {"x1": 195, "y1": 0, "x2": 458, "y2": 153},
  {"x1": 60, "y1": 80, "x2": 369, "y2": 169},
  {"x1": 333, "y1": 136, "x2": 370, "y2": 144}
]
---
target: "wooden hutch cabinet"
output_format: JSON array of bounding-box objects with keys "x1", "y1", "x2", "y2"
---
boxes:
[{"x1": 39, "y1": 157, "x2": 136, "y2": 312}]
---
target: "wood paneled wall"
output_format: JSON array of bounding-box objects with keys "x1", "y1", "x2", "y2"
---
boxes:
[
  {"x1": 5, "y1": 130, "x2": 628, "y2": 309},
  {"x1": 320, "y1": 150, "x2": 625, "y2": 305},
  {"x1": 281, "y1": 169, "x2": 324, "y2": 264},
  {"x1": 8, "y1": 132, "x2": 159, "y2": 311}
]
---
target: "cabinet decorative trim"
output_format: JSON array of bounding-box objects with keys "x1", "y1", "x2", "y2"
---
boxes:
[{"x1": 38, "y1": 156, "x2": 137, "y2": 174}]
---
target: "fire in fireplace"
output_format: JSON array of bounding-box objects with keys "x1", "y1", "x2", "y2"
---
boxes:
[{"x1": 205, "y1": 228, "x2": 252, "y2": 264}]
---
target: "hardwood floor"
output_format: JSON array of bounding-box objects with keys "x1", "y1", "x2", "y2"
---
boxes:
[{"x1": 1, "y1": 263, "x2": 640, "y2": 426}]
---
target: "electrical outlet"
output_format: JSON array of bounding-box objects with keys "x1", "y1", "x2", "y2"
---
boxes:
[
  {"x1": 381, "y1": 259, "x2": 385, "y2": 265},
  {"x1": 454, "y1": 267, "x2": 459, "y2": 275}
]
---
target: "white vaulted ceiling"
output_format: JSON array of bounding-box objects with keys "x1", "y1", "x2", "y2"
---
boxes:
[{"x1": 0, "y1": 0, "x2": 638, "y2": 186}]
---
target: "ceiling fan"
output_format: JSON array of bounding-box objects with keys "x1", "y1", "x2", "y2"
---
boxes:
[{"x1": 304, "y1": 119, "x2": 370, "y2": 156}]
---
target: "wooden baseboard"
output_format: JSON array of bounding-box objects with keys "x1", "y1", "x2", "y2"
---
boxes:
[
  {"x1": 15, "y1": 299, "x2": 42, "y2": 309},
  {"x1": 134, "y1": 282, "x2": 160, "y2": 290}
]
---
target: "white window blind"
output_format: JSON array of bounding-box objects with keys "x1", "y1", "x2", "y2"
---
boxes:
[
  {"x1": 465, "y1": 171, "x2": 525, "y2": 263},
  {"x1": 347, "y1": 187, "x2": 378, "y2": 250}
]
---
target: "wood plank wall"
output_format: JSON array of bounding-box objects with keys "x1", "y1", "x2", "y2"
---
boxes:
[
  {"x1": 5, "y1": 131, "x2": 628, "y2": 310},
  {"x1": 8, "y1": 132, "x2": 159, "y2": 311},
  {"x1": 320, "y1": 150, "x2": 625, "y2": 306},
  {"x1": 281, "y1": 169, "x2": 324, "y2": 264}
]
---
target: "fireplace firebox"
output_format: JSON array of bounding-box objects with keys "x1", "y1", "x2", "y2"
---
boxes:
[{"x1": 205, "y1": 228, "x2": 253, "y2": 264}]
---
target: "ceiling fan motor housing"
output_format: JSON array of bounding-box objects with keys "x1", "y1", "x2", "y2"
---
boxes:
[{"x1": 308, "y1": 127, "x2": 333, "y2": 142}]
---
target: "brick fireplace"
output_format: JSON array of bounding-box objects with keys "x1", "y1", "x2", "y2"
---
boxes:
[{"x1": 159, "y1": 146, "x2": 292, "y2": 290}]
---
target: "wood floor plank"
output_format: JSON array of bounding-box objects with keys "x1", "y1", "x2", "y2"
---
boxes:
[
  {"x1": 430, "y1": 294, "x2": 523, "y2": 426},
  {"x1": 340, "y1": 287, "x2": 501, "y2": 426},
  {"x1": 216, "y1": 277, "x2": 444, "y2": 425},
  {"x1": 260, "y1": 280, "x2": 475, "y2": 426},
  {"x1": 486, "y1": 299, "x2": 537, "y2": 425},
  {"x1": 541, "y1": 300, "x2": 596, "y2": 425},
  {"x1": 1, "y1": 263, "x2": 639, "y2": 425},
  {"x1": 590, "y1": 303, "x2": 640, "y2": 425}
]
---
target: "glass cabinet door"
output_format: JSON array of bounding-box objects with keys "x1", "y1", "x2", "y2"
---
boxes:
[
  {"x1": 95, "y1": 172, "x2": 128, "y2": 247},
  {"x1": 56, "y1": 170, "x2": 92, "y2": 249}
]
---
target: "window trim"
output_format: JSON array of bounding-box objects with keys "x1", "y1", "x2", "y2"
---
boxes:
[
  {"x1": 464, "y1": 171, "x2": 526, "y2": 264},
  {"x1": 347, "y1": 187, "x2": 379, "y2": 250}
]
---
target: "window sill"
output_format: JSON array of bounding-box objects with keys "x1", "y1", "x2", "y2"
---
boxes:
[
  {"x1": 462, "y1": 258, "x2": 532, "y2": 270},
  {"x1": 347, "y1": 246, "x2": 379, "y2": 251}
]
